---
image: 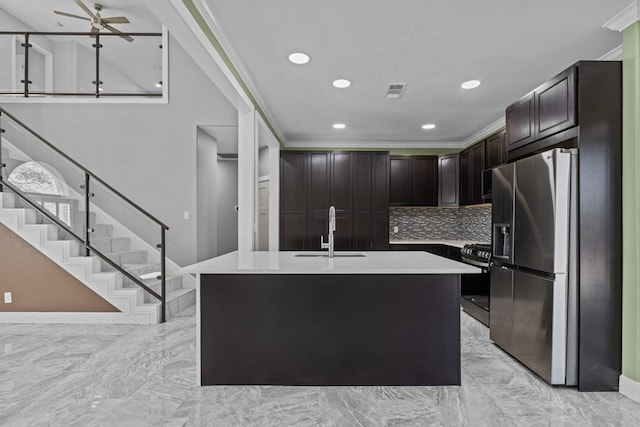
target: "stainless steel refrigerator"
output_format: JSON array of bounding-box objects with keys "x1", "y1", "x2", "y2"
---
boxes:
[{"x1": 490, "y1": 148, "x2": 578, "y2": 385}]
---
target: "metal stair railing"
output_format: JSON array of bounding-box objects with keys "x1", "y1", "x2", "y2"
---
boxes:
[{"x1": 0, "y1": 107, "x2": 169, "y2": 323}]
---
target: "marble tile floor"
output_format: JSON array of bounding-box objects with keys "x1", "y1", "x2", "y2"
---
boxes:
[{"x1": 1, "y1": 308, "x2": 639, "y2": 427}]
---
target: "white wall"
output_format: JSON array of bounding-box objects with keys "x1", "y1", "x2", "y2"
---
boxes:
[
  {"x1": 216, "y1": 159, "x2": 238, "y2": 255},
  {"x1": 196, "y1": 129, "x2": 218, "y2": 262},
  {"x1": 4, "y1": 34, "x2": 238, "y2": 265}
]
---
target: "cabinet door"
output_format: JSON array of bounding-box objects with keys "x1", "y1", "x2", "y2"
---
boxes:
[
  {"x1": 353, "y1": 152, "x2": 372, "y2": 214},
  {"x1": 371, "y1": 215, "x2": 389, "y2": 250},
  {"x1": 470, "y1": 142, "x2": 485, "y2": 204},
  {"x1": 459, "y1": 149, "x2": 471, "y2": 205},
  {"x1": 506, "y1": 92, "x2": 535, "y2": 149},
  {"x1": 353, "y1": 214, "x2": 372, "y2": 250},
  {"x1": 438, "y1": 154, "x2": 459, "y2": 206},
  {"x1": 307, "y1": 213, "x2": 328, "y2": 250},
  {"x1": 307, "y1": 152, "x2": 330, "y2": 214},
  {"x1": 334, "y1": 214, "x2": 353, "y2": 250},
  {"x1": 485, "y1": 131, "x2": 505, "y2": 169},
  {"x1": 412, "y1": 156, "x2": 438, "y2": 206},
  {"x1": 280, "y1": 213, "x2": 306, "y2": 250},
  {"x1": 535, "y1": 67, "x2": 576, "y2": 141},
  {"x1": 372, "y1": 152, "x2": 389, "y2": 213},
  {"x1": 390, "y1": 156, "x2": 412, "y2": 205},
  {"x1": 331, "y1": 152, "x2": 353, "y2": 213},
  {"x1": 280, "y1": 152, "x2": 306, "y2": 213}
]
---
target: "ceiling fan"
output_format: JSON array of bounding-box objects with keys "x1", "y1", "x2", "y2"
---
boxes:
[{"x1": 54, "y1": 0, "x2": 133, "y2": 42}]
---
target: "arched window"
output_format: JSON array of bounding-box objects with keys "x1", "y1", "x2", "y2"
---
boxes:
[
  {"x1": 8, "y1": 161, "x2": 68, "y2": 195},
  {"x1": 8, "y1": 162, "x2": 72, "y2": 225}
]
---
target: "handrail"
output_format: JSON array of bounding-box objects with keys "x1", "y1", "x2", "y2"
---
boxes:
[
  {"x1": 0, "y1": 107, "x2": 168, "y2": 230},
  {"x1": 0, "y1": 108, "x2": 168, "y2": 322},
  {"x1": 0, "y1": 31, "x2": 163, "y2": 99},
  {"x1": 1, "y1": 180, "x2": 163, "y2": 302}
]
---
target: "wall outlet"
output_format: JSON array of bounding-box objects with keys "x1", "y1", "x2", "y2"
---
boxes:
[
  {"x1": 183, "y1": 211, "x2": 190, "y2": 220},
  {"x1": 393, "y1": 226, "x2": 399, "y2": 234},
  {"x1": 4, "y1": 292, "x2": 12, "y2": 304}
]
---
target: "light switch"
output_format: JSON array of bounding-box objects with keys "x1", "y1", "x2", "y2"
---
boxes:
[
  {"x1": 183, "y1": 211, "x2": 190, "y2": 220},
  {"x1": 4, "y1": 292, "x2": 12, "y2": 304},
  {"x1": 393, "y1": 226, "x2": 399, "y2": 233}
]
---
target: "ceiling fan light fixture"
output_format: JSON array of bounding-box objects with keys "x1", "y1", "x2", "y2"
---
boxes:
[{"x1": 288, "y1": 52, "x2": 310, "y2": 65}]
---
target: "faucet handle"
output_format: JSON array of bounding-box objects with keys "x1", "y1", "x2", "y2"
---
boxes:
[{"x1": 321, "y1": 235, "x2": 330, "y2": 249}]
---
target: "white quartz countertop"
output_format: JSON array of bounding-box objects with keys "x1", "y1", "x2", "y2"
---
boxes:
[
  {"x1": 181, "y1": 251, "x2": 481, "y2": 275},
  {"x1": 389, "y1": 239, "x2": 489, "y2": 248}
]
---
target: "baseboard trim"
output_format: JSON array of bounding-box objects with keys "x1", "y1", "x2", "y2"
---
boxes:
[
  {"x1": 620, "y1": 375, "x2": 640, "y2": 402},
  {"x1": 0, "y1": 311, "x2": 152, "y2": 324}
]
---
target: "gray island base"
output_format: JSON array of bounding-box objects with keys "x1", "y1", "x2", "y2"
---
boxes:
[{"x1": 181, "y1": 251, "x2": 480, "y2": 386}]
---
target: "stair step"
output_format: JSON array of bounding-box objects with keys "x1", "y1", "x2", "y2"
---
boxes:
[
  {"x1": 100, "y1": 250, "x2": 148, "y2": 270},
  {"x1": 124, "y1": 276, "x2": 183, "y2": 302},
  {"x1": 91, "y1": 236, "x2": 131, "y2": 253},
  {"x1": 58, "y1": 223, "x2": 113, "y2": 240},
  {"x1": 166, "y1": 288, "x2": 196, "y2": 317},
  {"x1": 123, "y1": 263, "x2": 161, "y2": 276}
]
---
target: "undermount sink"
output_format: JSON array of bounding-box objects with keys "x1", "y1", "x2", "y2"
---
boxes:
[{"x1": 294, "y1": 252, "x2": 366, "y2": 258}]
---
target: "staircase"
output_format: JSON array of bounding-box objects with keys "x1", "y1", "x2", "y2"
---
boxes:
[{"x1": 0, "y1": 141, "x2": 195, "y2": 324}]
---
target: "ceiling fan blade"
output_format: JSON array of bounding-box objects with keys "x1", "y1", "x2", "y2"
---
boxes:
[
  {"x1": 101, "y1": 16, "x2": 130, "y2": 24},
  {"x1": 104, "y1": 23, "x2": 134, "y2": 43},
  {"x1": 74, "y1": 0, "x2": 97, "y2": 19},
  {"x1": 53, "y1": 10, "x2": 91, "y2": 21}
]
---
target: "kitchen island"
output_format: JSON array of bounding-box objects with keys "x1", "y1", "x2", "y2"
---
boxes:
[{"x1": 181, "y1": 251, "x2": 480, "y2": 386}]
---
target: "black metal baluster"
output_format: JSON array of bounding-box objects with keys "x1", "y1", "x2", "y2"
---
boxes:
[
  {"x1": 160, "y1": 228, "x2": 166, "y2": 323},
  {"x1": 84, "y1": 172, "x2": 91, "y2": 256},
  {"x1": 22, "y1": 34, "x2": 30, "y2": 98},
  {"x1": 95, "y1": 34, "x2": 101, "y2": 98}
]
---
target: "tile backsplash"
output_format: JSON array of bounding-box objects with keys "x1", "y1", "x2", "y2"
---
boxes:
[{"x1": 390, "y1": 204, "x2": 492, "y2": 242}]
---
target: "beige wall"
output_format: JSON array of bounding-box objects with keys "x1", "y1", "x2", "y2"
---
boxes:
[{"x1": 0, "y1": 223, "x2": 118, "y2": 312}]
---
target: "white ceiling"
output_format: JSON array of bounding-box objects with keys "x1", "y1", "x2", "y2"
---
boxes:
[
  {"x1": 199, "y1": 0, "x2": 629, "y2": 148},
  {"x1": 0, "y1": 1, "x2": 630, "y2": 149}
]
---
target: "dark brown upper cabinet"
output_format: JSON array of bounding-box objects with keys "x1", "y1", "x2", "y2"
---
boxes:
[
  {"x1": 506, "y1": 66, "x2": 577, "y2": 152},
  {"x1": 459, "y1": 141, "x2": 485, "y2": 206},
  {"x1": 280, "y1": 152, "x2": 307, "y2": 213},
  {"x1": 390, "y1": 155, "x2": 438, "y2": 206},
  {"x1": 535, "y1": 67, "x2": 577, "y2": 141},
  {"x1": 389, "y1": 157, "x2": 412, "y2": 205},
  {"x1": 438, "y1": 153, "x2": 459, "y2": 206},
  {"x1": 506, "y1": 92, "x2": 535, "y2": 149},
  {"x1": 485, "y1": 130, "x2": 506, "y2": 169},
  {"x1": 307, "y1": 152, "x2": 330, "y2": 214}
]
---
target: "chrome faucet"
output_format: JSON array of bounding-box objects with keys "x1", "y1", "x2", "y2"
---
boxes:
[{"x1": 321, "y1": 206, "x2": 336, "y2": 258}]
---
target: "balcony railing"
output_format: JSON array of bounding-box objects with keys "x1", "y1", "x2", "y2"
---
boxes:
[{"x1": 0, "y1": 31, "x2": 163, "y2": 98}]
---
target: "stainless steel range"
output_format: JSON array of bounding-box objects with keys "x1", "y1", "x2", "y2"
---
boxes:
[
  {"x1": 459, "y1": 243, "x2": 491, "y2": 326},
  {"x1": 461, "y1": 243, "x2": 492, "y2": 268}
]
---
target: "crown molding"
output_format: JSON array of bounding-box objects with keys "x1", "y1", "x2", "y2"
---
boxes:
[
  {"x1": 599, "y1": 45, "x2": 624, "y2": 60},
  {"x1": 603, "y1": 1, "x2": 639, "y2": 32},
  {"x1": 460, "y1": 117, "x2": 506, "y2": 148},
  {"x1": 284, "y1": 140, "x2": 466, "y2": 149}
]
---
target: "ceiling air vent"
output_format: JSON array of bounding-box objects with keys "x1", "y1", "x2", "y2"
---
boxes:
[{"x1": 385, "y1": 83, "x2": 407, "y2": 99}]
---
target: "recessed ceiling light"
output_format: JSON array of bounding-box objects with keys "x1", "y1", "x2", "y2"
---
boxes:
[
  {"x1": 461, "y1": 80, "x2": 481, "y2": 89},
  {"x1": 332, "y1": 79, "x2": 351, "y2": 88},
  {"x1": 332, "y1": 123, "x2": 346, "y2": 129},
  {"x1": 288, "y1": 52, "x2": 310, "y2": 65},
  {"x1": 421, "y1": 124, "x2": 436, "y2": 130}
]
